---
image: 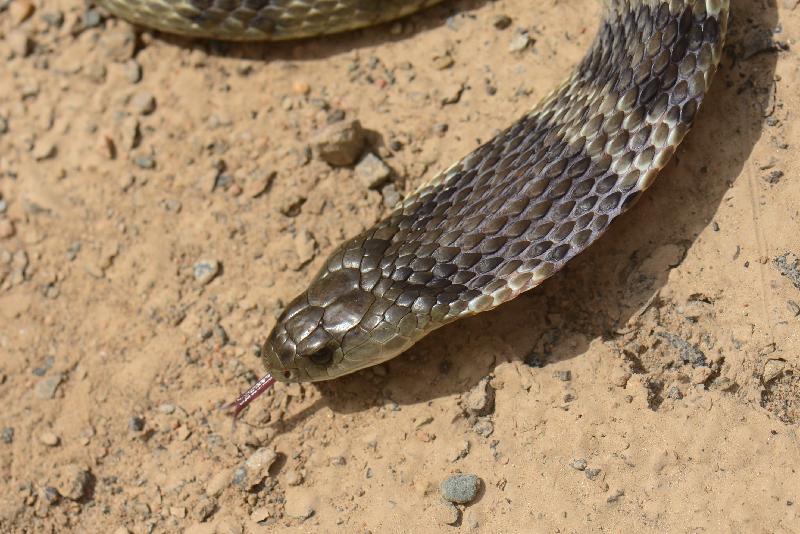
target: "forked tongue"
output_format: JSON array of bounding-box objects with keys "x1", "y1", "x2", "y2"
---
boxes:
[{"x1": 222, "y1": 373, "x2": 276, "y2": 419}]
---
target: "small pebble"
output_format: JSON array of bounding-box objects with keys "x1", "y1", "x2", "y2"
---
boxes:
[
  {"x1": 584, "y1": 468, "x2": 602, "y2": 480},
  {"x1": 0, "y1": 219, "x2": 15, "y2": 239},
  {"x1": 312, "y1": 119, "x2": 365, "y2": 166},
  {"x1": 206, "y1": 469, "x2": 232, "y2": 497},
  {"x1": 54, "y1": 464, "x2": 91, "y2": 500},
  {"x1": 193, "y1": 497, "x2": 217, "y2": 521},
  {"x1": 763, "y1": 170, "x2": 784, "y2": 184},
  {"x1": 492, "y1": 14, "x2": 512, "y2": 30},
  {"x1": 128, "y1": 416, "x2": 145, "y2": 432},
  {"x1": 667, "y1": 386, "x2": 683, "y2": 400},
  {"x1": 570, "y1": 458, "x2": 587, "y2": 471},
  {"x1": 170, "y1": 506, "x2": 187, "y2": 518},
  {"x1": 355, "y1": 153, "x2": 392, "y2": 189},
  {"x1": 234, "y1": 447, "x2": 277, "y2": 489},
  {"x1": 124, "y1": 60, "x2": 142, "y2": 83},
  {"x1": 472, "y1": 419, "x2": 493, "y2": 437},
  {"x1": 554, "y1": 370, "x2": 572, "y2": 381},
  {"x1": 763, "y1": 359, "x2": 786, "y2": 383},
  {"x1": 464, "y1": 377, "x2": 495, "y2": 416},
  {"x1": 131, "y1": 91, "x2": 156, "y2": 115},
  {"x1": 440, "y1": 474, "x2": 481, "y2": 504},
  {"x1": 7, "y1": 30, "x2": 33, "y2": 58},
  {"x1": 35, "y1": 373, "x2": 63, "y2": 400},
  {"x1": 39, "y1": 432, "x2": 60, "y2": 446},
  {"x1": 133, "y1": 154, "x2": 155, "y2": 169},
  {"x1": 1, "y1": 427, "x2": 14, "y2": 444},
  {"x1": 193, "y1": 259, "x2": 220, "y2": 285},
  {"x1": 9, "y1": 0, "x2": 35, "y2": 25},
  {"x1": 433, "y1": 500, "x2": 461, "y2": 526},
  {"x1": 284, "y1": 487, "x2": 316, "y2": 520},
  {"x1": 82, "y1": 8, "x2": 102, "y2": 28},
  {"x1": 509, "y1": 30, "x2": 532, "y2": 52},
  {"x1": 381, "y1": 183, "x2": 401, "y2": 208}
]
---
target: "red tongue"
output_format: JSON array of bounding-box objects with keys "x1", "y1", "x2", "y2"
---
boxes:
[{"x1": 223, "y1": 373, "x2": 276, "y2": 419}]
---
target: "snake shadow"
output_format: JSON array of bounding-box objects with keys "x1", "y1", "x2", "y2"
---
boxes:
[
  {"x1": 275, "y1": 0, "x2": 780, "y2": 421},
  {"x1": 147, "y1": 0, "x2": 492, "y2": 62}
]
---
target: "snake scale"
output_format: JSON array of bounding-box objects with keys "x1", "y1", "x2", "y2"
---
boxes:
[{"x1": 96, "y1": 0, "x2": 730, "y2": 412}]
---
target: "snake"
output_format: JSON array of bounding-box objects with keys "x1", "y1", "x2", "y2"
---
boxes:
[{"x1": 96, "y1": 0, "x2": 730, "y2": 413}]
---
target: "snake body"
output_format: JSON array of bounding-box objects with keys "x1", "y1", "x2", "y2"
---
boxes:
[{"x1": 99, "y1": 0, "x2": 730, "y2": 386}]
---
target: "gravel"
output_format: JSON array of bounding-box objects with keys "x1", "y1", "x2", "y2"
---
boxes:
[
  {"x1": 440, "y1": 474, "x2": 482, "y2": 504},
  {"x1": 1, "y1": 427, "x2": 13, "y2": 443}
]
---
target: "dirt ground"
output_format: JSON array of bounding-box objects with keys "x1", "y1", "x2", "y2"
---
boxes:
[{"x1": 1, "y1": 0, "x2": 799, "y2": 532}]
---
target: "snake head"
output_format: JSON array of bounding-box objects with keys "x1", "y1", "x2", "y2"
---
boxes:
[{"x1": 261, "y1": 266, "x2": 419, "y2": 382}]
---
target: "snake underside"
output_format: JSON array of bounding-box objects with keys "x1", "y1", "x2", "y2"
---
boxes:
[{"x1": 96, "y1": 0, "x2": 730, "y2": 383}]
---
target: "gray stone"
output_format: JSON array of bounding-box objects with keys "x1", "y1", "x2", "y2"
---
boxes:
[
  {"x1": 1, "y1": 427, "x2": 13, "y2": 443},
  {"x1": 440, "y1": 474, "x2": 481, "y2": 504}
]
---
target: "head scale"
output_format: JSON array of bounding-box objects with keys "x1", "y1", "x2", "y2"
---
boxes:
[{"x1": 261, "y1": 266, "x2": 420, "y2": 382}]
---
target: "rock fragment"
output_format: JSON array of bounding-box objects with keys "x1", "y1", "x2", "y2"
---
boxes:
[
  {"x1": 39, "y1": 432, "x2": 60, "y2": 446},
  {"x1": 433, "y1": 500, "x2": 460, "y2": 526},
  {"x1": 312, "y1": 119, "x2": 365, "y2": 166},
  {"x1": 234, "y1": 447, "x2": 277, "y2": 490},
  {"x1": 193, "y1": 259, "x2": 220, "y2": 285},
  {"x1": 440, "y1": 474, "x2": 481, "y2": 504},
  {"x1": 464, "y1": 377, "x2": 495, "y2": 416},
  {"x1": 54, "y1": 464, "x2": 91, "y2": 500},
  {"x1": 35, "y1": 373, "x2": 63, "y2": 399},
  {"x1": 355, "y1": 153, "x2": 391, "y2": 189},
  {"x1": 284, "y1": 487, "x2": 316, "y2": 520},
  {"x1": 131, "y1": 91, "x2": 156, "y2": 115}
]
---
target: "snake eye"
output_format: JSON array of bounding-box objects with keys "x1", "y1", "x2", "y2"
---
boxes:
[{"x1": 309, "y1": 347, "x2": 334, "y2": 366}]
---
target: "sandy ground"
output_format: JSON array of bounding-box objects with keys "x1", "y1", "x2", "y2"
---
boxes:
[{"x1": 1, "y1": 0, "x2": 800, "y2": 532}]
